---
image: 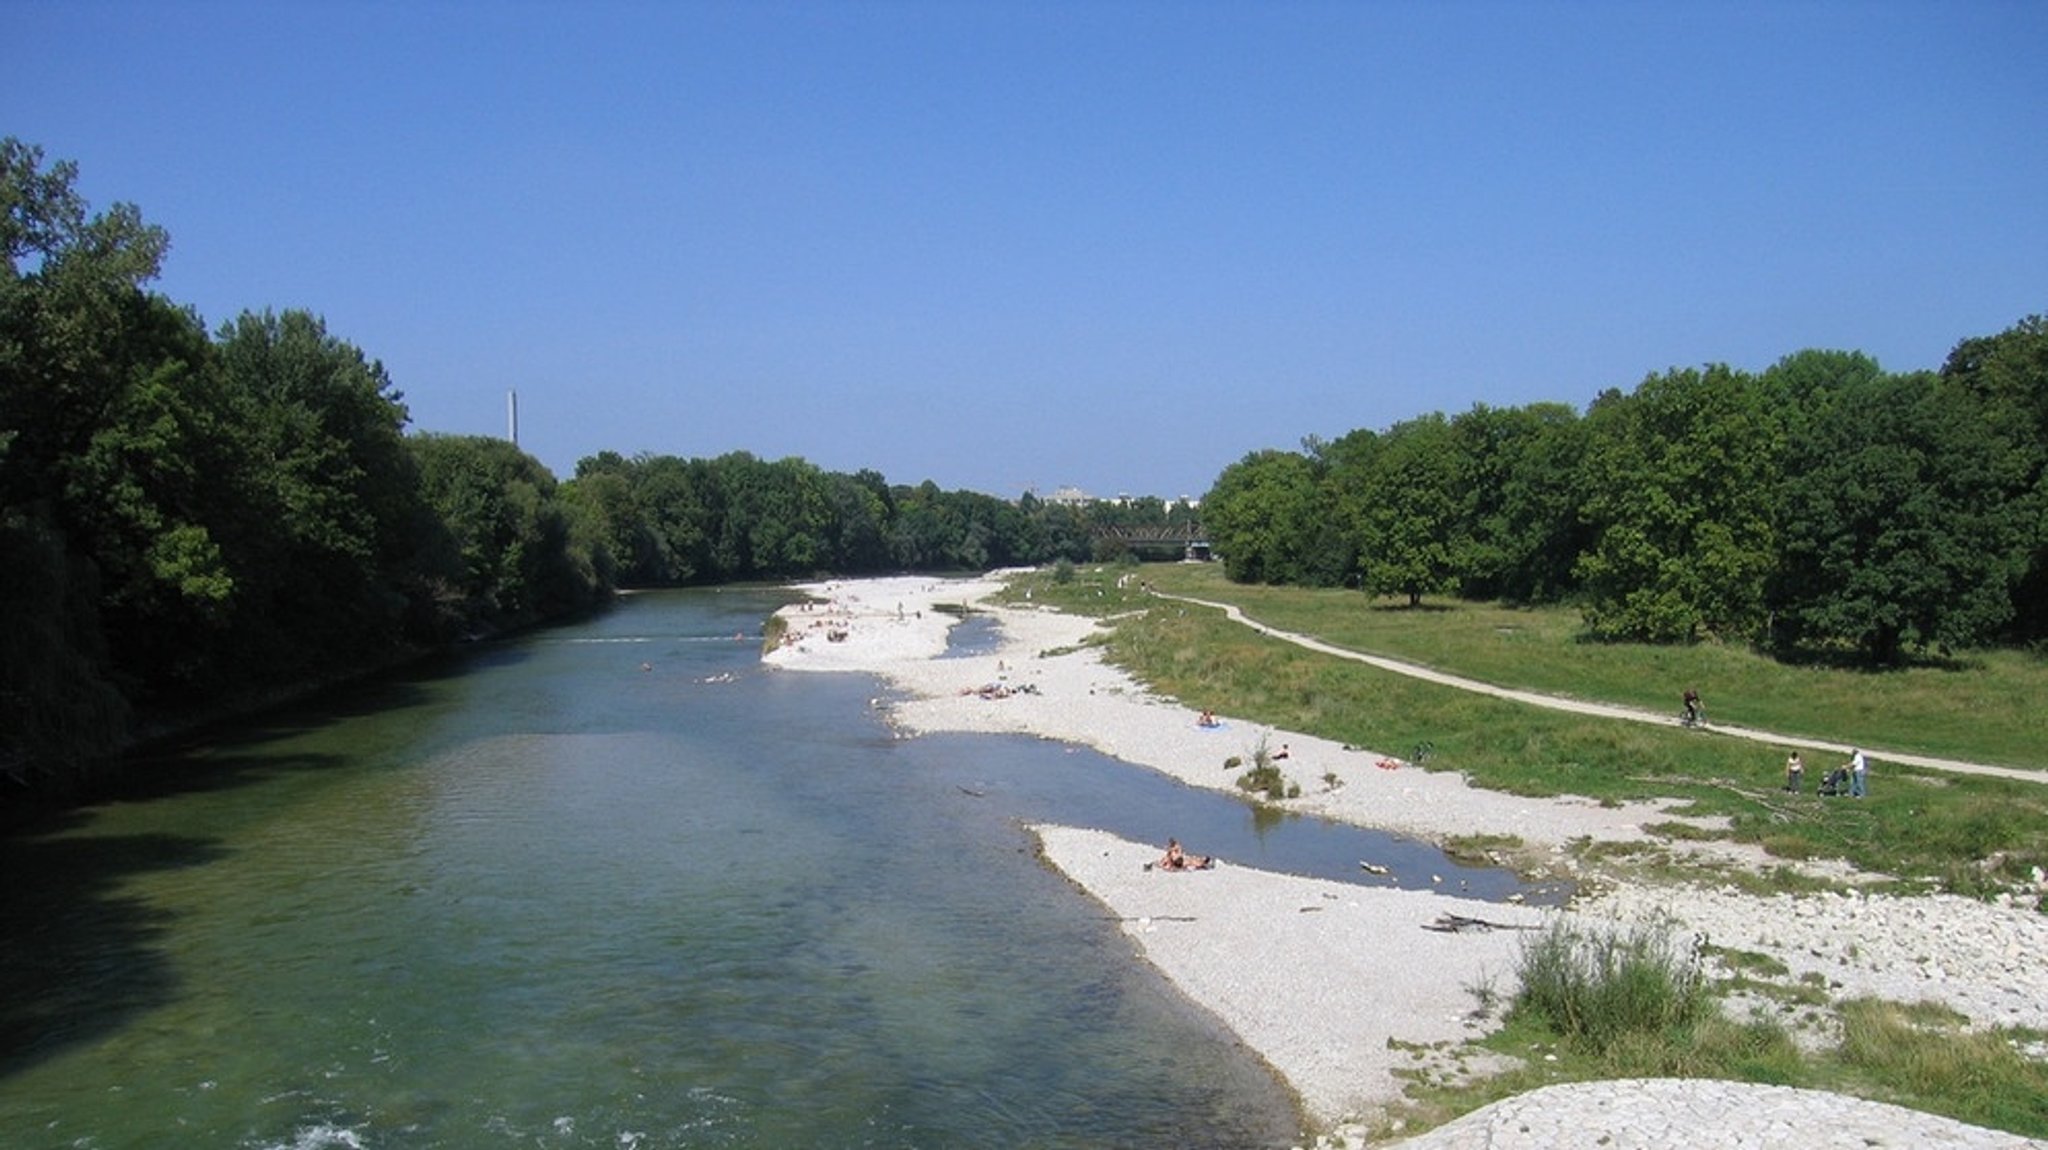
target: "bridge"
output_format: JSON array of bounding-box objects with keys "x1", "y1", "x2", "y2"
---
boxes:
[{"x1": 1091, "y1": 524, "x2": 1211, "y2": 560}]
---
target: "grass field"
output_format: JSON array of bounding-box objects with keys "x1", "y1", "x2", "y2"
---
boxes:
[{"x1": 1140, "y1": 562, "x2": 2048, "y2": 771}]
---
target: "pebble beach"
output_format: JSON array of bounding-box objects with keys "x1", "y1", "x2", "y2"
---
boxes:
[{"x1": 763, "y1": 573, "x2": 2048, "y2": 1148}]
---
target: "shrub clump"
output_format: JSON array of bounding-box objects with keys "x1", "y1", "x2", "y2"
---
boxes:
[
  {"x1": 1511, "y1": 918, "x2": 1711, "y2": 1053},
  {"x1": 1232, "y1": 738, "x2": 1300, "y2": 801},
  {"x1": 1236, "y1": 761, "x2": 1299, "y2": 801}
]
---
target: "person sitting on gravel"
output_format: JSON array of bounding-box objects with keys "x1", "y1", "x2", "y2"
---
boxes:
[{"x1": 1153, "y1": 838, "x2": 1214, "y2": 871}]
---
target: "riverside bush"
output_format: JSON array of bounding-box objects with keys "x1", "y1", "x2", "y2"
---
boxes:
[
  {"x1": 1511, "y1": 919, "x2": 1709, "y2": 1052},
  {"x1": 1238, "y1": 766, "x2": 1299, "y2": 800}
]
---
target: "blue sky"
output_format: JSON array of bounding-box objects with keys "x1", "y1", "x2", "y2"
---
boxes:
[{"x1": 11, "y1": 1, "x2": 2044, "y2": 500}]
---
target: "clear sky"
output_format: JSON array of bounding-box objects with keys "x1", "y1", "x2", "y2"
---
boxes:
[{"x1": 10, "y1": 1, "x2": 2044, "y2": 500}]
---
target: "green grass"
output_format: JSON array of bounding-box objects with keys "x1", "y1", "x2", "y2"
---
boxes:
[
  {"x1": 1832, "y1": 999, "x2": 2048, "y2": 1134},
  {"x1": 997, "y1": 564, "x2": 2048, "y2": 892},
  {"x1": 1138, "y1": 562, "x2": 2048, "y2": 772}
]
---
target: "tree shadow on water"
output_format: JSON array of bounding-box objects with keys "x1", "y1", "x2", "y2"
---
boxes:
[
  {"x1": 0, "y1": 819, "x2": 227, "y2": 1081},
  {"x1": 0, "y1": 639, "x2": 534, "y2": 1082},
  {"x1": 0, "y1": 740, "x2": 347, "y2": 1082}
]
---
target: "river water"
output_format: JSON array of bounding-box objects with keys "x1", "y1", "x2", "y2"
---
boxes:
[{"x1": 0, "y1": 587, "x2": 1535, "y2": 1149}]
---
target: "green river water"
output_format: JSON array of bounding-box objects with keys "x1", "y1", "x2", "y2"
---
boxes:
[{"x1": 0, "y1": 587, "x2": 1533, "y2": 1149}]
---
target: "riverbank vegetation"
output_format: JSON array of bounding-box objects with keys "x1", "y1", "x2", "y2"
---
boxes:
[
  {"x1": 1201, "y1": 325, "x2": 2047, "y2": 666},
  {"x1": 997, "y1": 564, "x2": 2048, "y2": 897}
]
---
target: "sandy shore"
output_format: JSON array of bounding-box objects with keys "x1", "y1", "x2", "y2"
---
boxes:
[{"x1": 763, "y1": 574, "x2": 2048, "y2": 1145}]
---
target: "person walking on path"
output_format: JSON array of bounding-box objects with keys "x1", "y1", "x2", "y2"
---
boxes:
[{"x1": 1849, "y1": 749, "x2": 1868, "y2": 798}]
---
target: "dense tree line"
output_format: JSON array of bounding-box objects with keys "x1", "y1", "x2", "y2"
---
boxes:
[
  {"x1": 0, "y1": 141, "x2": 624, "y2": 794},
  {"x1": 1204, "y1": 330, "x2": 2048, "y2": 664},
  {"x1": 561, "y1": 451, "x2": 1193, "y2": 586},
  {"x1": 0, "y1": 141, "x2": 1176, "y2": 796}
]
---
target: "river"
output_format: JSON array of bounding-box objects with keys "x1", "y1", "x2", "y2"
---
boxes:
[{"x1": 0, "y1": 587, "x2": 1533, "y2": 1149}]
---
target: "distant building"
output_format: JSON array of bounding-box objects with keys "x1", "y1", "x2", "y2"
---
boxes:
[{"x1": 1042, "y1": 487, "x2": 1200, "y2": 510}]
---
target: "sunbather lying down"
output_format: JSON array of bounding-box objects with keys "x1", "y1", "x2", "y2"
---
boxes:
[{"x1": 1150, "y1": 838, "x2": 1215, "y2": 871}]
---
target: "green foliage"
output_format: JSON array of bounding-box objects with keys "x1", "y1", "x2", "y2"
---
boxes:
[
  {"x1": 557, "y1": 455, "x2": 1116, "y2": 587},
  {"x1": 0, "y1": 508, "x2": 129, "y2": 789},
  {"x1": 1330, "y1": 414, "x2": 1466, "y2": 605},
  {"x1": 0, "y1": 135, "x2": 622, "y2": 790},
  {"x1": 1202, "y1": 448, "x2": 1347, "y2": 585},
  {"x1": 1511, "y1": 918, "x2": 1711, "y2": 1052},
  {"x1": 210, "y1": 308, "x2": 430, "y2": 672},
  {"x1": 1767, "y1": 370, "x2": 2028, "y2": 662},
  {"x1": 1449, "y1": 402, "x2": 1588, "y2": 603},
  {"x1": 1575, "y1": 364, "x2": 1781, "y2": 642},
  {"x1": 1940, "y1": 314, "x2": 2048, "y2": 647},
  {"x1": 1197, "y1": 322, "x2": 2044, "y2": 665},
  {"x1": 1234, "y1": 760, "x2": 1292, "y2": 801},
  {"x1": 410, "y1": 434, "x2": 606, "y2": 637}
]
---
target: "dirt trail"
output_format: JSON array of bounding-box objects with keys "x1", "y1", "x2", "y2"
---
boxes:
[{"x1": 1161, "y1": 593, "x2": 2045, "y2": 786}]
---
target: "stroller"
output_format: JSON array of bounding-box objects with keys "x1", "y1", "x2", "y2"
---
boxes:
[{"x1": 1817, "y1": 766, "x2": 1851, "y2": 796}]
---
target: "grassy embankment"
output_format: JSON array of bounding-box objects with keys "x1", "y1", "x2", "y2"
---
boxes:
[{"x1": 994, "y1": 562, "x2": 2048, "y2": 1141}]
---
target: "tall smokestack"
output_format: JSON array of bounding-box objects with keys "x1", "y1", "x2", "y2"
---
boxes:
[{"x1": 508, "y1": 389, "x2": 519, "y2": 446}]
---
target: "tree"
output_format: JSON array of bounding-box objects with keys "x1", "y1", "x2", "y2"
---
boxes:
[
  {"x1": 0, "y1": 502, "x2": 129, "y2": 788},
  {"x1": 1, "y1": 139, "x2": 172, "y2": 511},
  {"x1": 1940, "y1": 314, "x2": 2048, "y2": 644},
  {"x1": 409, "y1": 434, "x2": 604, "y2": 635},
  {"x1": 1022, "y1": 492, "x2": 1093, "y2": 564},
  {"x1": 1, "y1": 138, "x2": 217, "y2": 743},
  {"x1": 1329, "y1": 414, "x2": 1465, "y2": 606},
  {"x1": 63, "y1": 306, "x2": 242, "y2": 697},
  {"x1": 698, "y1": 453, "x2": 832, "y2": 579},
  {"x1": 1448, "y1": 402, "x2": 1589, "y2": 604},
  {"x1": 1767, "y1": 371, "x2": 2028, "y2": 662},
  {"x1": 1202, "y1": 449, "x2": 1338, "y2": 585},
  {"x1": 823, "y1": 468, "x2": 895, "y2": 573},
  {"x1": 888, "y1": 480, "x2": 958, "y2": 570},
  {"x1": 212, "y1": 309, "x2": 423, "y2": 670},
  {"x1": 563, "y1": 455, "x2": 647, "y2": 584},
  {"x1": 1574, "y1": 366, "x2": 1781, "y2": 642}
]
